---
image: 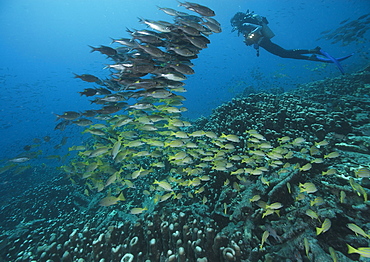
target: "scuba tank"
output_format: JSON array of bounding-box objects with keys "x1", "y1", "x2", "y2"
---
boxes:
[
  {"x1": 261, "y1": 24, "x2": 275, "y2": 39},
  {"x1": 251, "y1": 14, "x2": 275, "y2": 39}
]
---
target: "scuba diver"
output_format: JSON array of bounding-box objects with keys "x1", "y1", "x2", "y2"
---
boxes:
[{"x1": 231, "y1": 11, "x2": 353, "y2": 74}]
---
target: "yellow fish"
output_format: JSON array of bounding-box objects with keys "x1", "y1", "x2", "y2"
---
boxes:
[
  {"x1": 259, "y1": 231, "x2": 269, "y2": 249},
  {"x1": 266, "y1": 202, "x2": 283, "y2": 210},
  {"x1": 204, "y1": 131, "x2": 218, "y2": 139},
  {"x1": 220, "y1": 133, "x2": 240, "y2": 143},
  {"x1": 286, "y1": 182, "x2": 291, "y2": 194},
  {"x1": 356, "y1": 167, "x2": 370, "y2": 178},
  {"x1": 315, "y1": 140, "x2": 329, "y2": 147},
  {"x1": 153, "y1": 179, "x2": 173, "y2": 191},
  {"x1": 311, "y1": 158, "x2": 324, "y2": 164},
  {"x1": 324, "y1": 151, "x2": 340, "y2": 159},
  {"x1": 160, "y1": 192, "x2": 175, "y2": 202},
  {"x1": 130, "y1": 207, "x2": 148, "y2": 214},
  {"x1": 316, "y1": 218, "x2": 331, "y2": 235},
  {"x1": 250, "y1": 195, "x2": 261, "y2": 202},
  {"x1": 171, "y1": 131, "x2": 189, "y2": 138},
  {"x1": 329, "y1": 247, "x2": 338, "y2": 262},
  {"x1": 340, "y1": 191, "x2": 346, "y2": 203},
  {"x1": 277, "y1": 136, "x2": 291, "y2": 143},
  {"x1": 246, "y1": 130, "x2": 266, "y2": 141},
  {"x1": 299, "y1": 163, "x2": 312, "y2": 171},
  {"x1": 304, "y1": 237, "x2": 310, "y2": 257},
  {"x1": 349, "y1": 178, "x2": 368, "y2": 202},
  {"x1": 261, "y1": 177, "x2": 270, "y2": 186},
  {"x1": 310, "y1": 197, "x2": 324, "y2": 206},
  {"x1": 305, "y1": 209, "x2": 319, "y2": 220},
  {"x1": 299, "y1": 182, "x2": 317, "y2": 194},
  {"x1": 111, "y1": 139, "x2": 122, "y2": 159},
  {"x1": 202, "y1": 196, "x2": 207, "y2": 204},
  {"x1": 347, "y1": 244, "x2": 370, "y2": 258},
  {"x1": 322, "y1": 169, "x2": 337, "y2": 176},
  {"x1": 99, "y1": 192, "x2": 125, "y2": 207},
  {"x1": 346, "y1": 223, "x2": 370, "y2": 239},
  {"x1": 291, "y1": 137, "x2": 305, "y2": 146}
]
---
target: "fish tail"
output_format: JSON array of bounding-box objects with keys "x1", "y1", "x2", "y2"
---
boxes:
[
  {"x1": 347, "y1": 244, "x2": 357, "y2": 254},
  {"x1": 177, "y1": 1, "x2": 185, "y2": 7},
  {"x1": 118, "y1": 192, "x2": 125, "y2": 201},
  {"x1": 88, "y1": 45, "x2": 97, "y2": 53}
]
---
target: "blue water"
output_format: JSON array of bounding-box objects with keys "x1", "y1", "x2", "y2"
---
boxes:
[{"x1": 0, "y1": 0, "x2": 369, "y2": 164}]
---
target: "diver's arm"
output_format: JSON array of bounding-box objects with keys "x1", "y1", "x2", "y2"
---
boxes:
[{"x1": 242, "y1": 23, "x2": 262, "y2": 35}]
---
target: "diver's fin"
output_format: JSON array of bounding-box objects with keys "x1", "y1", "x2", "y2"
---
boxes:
[
  {"x1": 318, "y1": 49, "x2": 353, "y2": 74},
  {"x1": 320, "y1": 49, "x2": 353, "y2": 75},
  {"x1": 315, "y1": 53, "x2": 353, "y2": 63},
  {"x1": 319, "y1": 49, "x2": 344, "y2": 74}
]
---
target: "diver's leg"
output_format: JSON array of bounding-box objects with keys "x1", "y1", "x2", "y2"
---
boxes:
[
  {"x1": 293, "y1": 46, "x2": 321, "y2": 55},
  {"x1": 259, "y1": 39, "x2": 320, "y2": 60}
]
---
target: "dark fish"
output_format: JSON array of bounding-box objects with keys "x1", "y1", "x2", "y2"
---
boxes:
[
  {"x1": 55, "y1": 111, "x2": 81, "y2": 120},
  {"x1": 99, "y1": 94, "x2": 126, "y2": 102},
  {"x1": 43, "y1": 136, "x2": 51, "y2": 142},
  {"x1": 136, "y1": 43, "x2": 166, "y2": 57},
  {"x1": 178, "y1": 1, "x2": 215, "y2": 17},
  {"x1": 90, "y1": 98, "x2": 108, "y2": 105},
  {"x1": 54, "y1": 120, "x2": 71, "y2": 131},
  {"x1": 111, "y1": 38, "x2": 138, "y2": 47},
  {"x1": 127, "y1": 79, "x2": 163, "y2": 90},
  {"x1": 166, "y1": 45, "x2": 198, "y2": 57},
  {"x1": 132, "y1": 34, "x2": 164, "y2": 45},
  {"x1": 81, "y1": 110, "x2": 97, "y2": 118},
  {"x1": 202, "y1": 17, "x2": 221, "y2": 26},
  {"x1": 95, "y1": 88, "x2": 112, "y2": 95},
  {"x1": 157, "y1": 6, "x2": 179, "y2": 16},
  {"x1": 73, "y1": 118, "x2": 93, "y2": 126},
  {"x1": 23, "y1": 145, "x2": 32, "y2": 151},
  {"x1": 78, "y1": 88, "x2": 99, "y2": 97},
  {"x1": 129, "y1": 28, "x2": 163, "y2": 37},
  {"x1": 95, "y1": 106, "x2": 122, "y2": 114},
  {"x1": 157, "y1": 79, "x2": 186, "y2": 88},
  {"x1": 202, "y1": 21, "x2": 222, "y2": 33},
  {"x1": 176, "y1": 17, "x2": 207, "y2": 32},
  {"x1": 89, "y1": 45, "x2": 117, "y2": 56},
  {"x1": 60, "y1": 137, "x2": 68, "y2": 146},
  {"x1": 177, "y1": 14, "x2": 203, "y2": 22},
  {"x1": 127, "y1": 63, "x2": 157, "y2": 74},
  {"x1": 168, "y1": 63, "x2": 195, "y2": 75},
  {"x1": 138, "y1": 18, "x2": 173, "y2": 33},
  {"x1": 183, "y1": 34, "x2": 209, "y2": 49},
  {"x1": 358, "y1": 13, "x2": 369, "y2": 20},
  {"x1": 339, "y1": 18, "x2": 350, "y2": 25},
  {"x1": 73, "y1": 73, "x2": 100, "y2": 83},
  {"x1": 176, "y1": 25, "x2": 201, "y2": 36}
]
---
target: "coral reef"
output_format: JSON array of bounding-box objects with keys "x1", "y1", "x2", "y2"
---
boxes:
[{"x1": 0, "y1": 66, "x2": 369, "y2": 261}]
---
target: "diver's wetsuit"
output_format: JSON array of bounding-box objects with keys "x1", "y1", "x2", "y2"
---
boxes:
[
  {"x1": 231, "y1": 11, "x2": 353, "y2": 74},
  {"x1": 258, "y1": 37, "x2": 321, "y2": 61},
  {"x1": 231, "y1": 11, "x2": 322, "y2": 61}
]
